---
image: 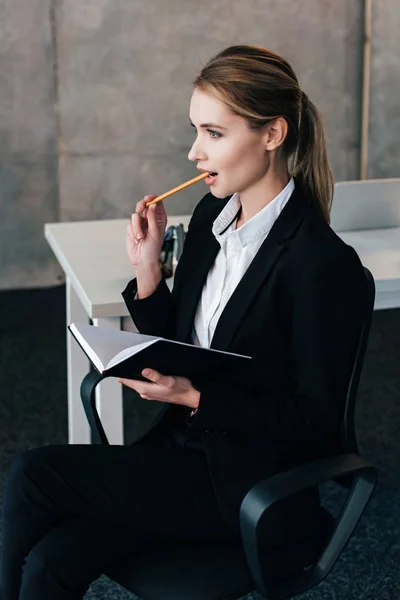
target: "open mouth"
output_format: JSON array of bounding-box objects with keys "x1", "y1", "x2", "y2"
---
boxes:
[{"x1": 205, "y1": 172, "x2": 218, "y2": 185}]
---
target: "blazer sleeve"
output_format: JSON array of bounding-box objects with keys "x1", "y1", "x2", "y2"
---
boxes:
[
  {"x1": 121, "y1": 193, "x2": 211, "y2": 338},
  {"x1": 188, "y1": 246, "x2": 368, "y2": 442},
  {"x1": 122, "y1": 276, "x2": 176, "y2": 339}
]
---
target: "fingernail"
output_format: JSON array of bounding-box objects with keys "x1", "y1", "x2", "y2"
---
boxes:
[
  {"x1": 136, "y1": 233, "x2": 143, "y2": 240},
  {"x1": 143, "y1": 369, "x2": 151, "y2": 377}
]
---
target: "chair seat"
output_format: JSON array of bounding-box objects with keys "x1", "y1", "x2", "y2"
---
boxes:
[{"x1": 106, "y1": 541, "x2": 255, "y2": 600}]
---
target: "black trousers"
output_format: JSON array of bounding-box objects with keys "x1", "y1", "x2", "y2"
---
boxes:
[{"x1": 0, "y1": 437, "x2": 237, "y2": 600}]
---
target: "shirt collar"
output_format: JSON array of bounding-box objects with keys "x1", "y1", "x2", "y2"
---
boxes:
[{"x1": 212, "y1": 177, "x2": 295, "y2": 248}]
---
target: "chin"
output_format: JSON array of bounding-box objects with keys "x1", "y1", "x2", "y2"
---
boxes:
[{"x1": 209, "y1": 186, "x2": 234, "y2": 199}]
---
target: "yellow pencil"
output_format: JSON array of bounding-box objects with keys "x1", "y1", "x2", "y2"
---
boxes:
[{"x1": 145, "y1": 172, "x2": 210, "y2": 207}]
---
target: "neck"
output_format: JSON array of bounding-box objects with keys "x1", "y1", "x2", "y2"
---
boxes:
[{"x1": 236, "y1": 161, "x2": 290, "y2": 227}]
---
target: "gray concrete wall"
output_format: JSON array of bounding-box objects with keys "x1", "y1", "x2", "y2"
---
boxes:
[
  {"x1": 368, "y1": 0, "x2": 400, "y2": 178},
  {"x1": 0, "y1": 0, "x2": 398, "y2": 290},
  {"x1": 0, "y1": 0, "x2": 61, "y2": 289}
]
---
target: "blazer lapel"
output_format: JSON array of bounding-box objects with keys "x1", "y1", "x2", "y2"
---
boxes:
[
  {"x1": 210, "y1": 184, "x2": 310, "y2": 351},
  {"x1": 175, "y1": 217, "x2": 220, "y2": 344}
]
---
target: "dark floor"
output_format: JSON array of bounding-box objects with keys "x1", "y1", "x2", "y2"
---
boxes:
[{"x1": 0, "y1": 285, "x2": 399, "y2": 599}]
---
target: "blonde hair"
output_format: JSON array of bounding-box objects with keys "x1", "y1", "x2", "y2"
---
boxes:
[{"x1": 193, "y1": 45, "x2": 334, "y2": 223}]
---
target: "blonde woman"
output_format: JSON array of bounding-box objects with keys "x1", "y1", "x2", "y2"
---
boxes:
[{"x1": 0, "y1": 46, "x2": 367, "y2": 600}]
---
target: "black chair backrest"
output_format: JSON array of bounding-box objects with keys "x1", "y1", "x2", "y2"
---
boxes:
[{"x1": 341, "y1": 266, "x2": 375, "y2": 457}]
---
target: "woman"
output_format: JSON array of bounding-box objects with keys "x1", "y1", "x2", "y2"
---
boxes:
[{"x1": 0, "y1": 45, "x2": 367, "y2": 600}]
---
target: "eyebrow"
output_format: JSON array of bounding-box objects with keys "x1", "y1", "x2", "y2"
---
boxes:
[{"x1": 189, "y1": 119, "x2": 227, "y2": 130}]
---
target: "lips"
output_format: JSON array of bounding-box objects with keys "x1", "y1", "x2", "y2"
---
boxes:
[
  {"x1": 198, "y1": 168, "x2": 218, "y2": 185},
  {"x1": 205, "y1": 173, "x2": 218, "y2": 186},
  {"x1": 198, "y1": 168, "x2": 218, "y2": 176}
]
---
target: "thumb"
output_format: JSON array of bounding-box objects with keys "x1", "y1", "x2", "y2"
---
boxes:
[
  {"x1": 142, "y1": 369, "x2": 174, "y2": 388},
  {"x1": 147, "y1": 203, "x2": 166, "y2": 238}
]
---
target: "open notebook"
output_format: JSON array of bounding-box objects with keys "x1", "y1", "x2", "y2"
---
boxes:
[{"x1": 69, "y1": 323, "x2": 251, "y2": 381}]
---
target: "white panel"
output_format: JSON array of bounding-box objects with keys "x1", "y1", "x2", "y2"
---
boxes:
[{"x1": 331, "y1": 179, "x2": 400, "y2": 231}]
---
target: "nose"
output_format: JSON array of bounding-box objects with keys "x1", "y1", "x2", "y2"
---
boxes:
[{"x1": 188, "y1": 137, "x2": 206, "y2": 162}]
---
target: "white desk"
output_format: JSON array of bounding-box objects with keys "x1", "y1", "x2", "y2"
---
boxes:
[
  {"x1": 45, "y1": 216, "x2": 191, "y2": 446},
  {"x1": 45, "y1": 219, "x2": 400, "y2": 445},
  {"x1": 339, "y1": 227, "x2": 400, "y2": 310}
]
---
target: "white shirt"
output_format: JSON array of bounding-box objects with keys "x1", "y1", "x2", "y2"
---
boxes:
[{"x1": 192, "y1": 177, "x2": 295, "y2": 348}]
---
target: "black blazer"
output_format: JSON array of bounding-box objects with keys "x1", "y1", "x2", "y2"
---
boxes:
[{"x1": 122, "y1": 181, "x2": 368, "y2": 536}]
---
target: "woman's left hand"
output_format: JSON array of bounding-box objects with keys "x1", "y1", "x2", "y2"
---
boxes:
[{"x1": 117, "y1": 369, "x2": 200, "y2": 409}]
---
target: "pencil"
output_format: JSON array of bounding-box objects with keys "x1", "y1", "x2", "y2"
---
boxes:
[{"x1": 145, "y1": 172, "x2": 210, "y2": 207}]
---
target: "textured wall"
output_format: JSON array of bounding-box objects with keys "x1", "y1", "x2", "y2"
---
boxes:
[
  {"x1": 0, "y1": 0, "x2": 62, "y2": 288},
  {"x1": 56, "y1": 0, "x2": 364, "y2": 222},
  {"x1": 0, "y1": 0, "x2": 397, "y2": 290},
  {"x1": 368, "y1": 0, "x2": 400, "y2": 178}
]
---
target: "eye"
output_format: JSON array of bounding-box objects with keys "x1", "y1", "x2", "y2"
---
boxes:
[{"x1": 207, "y1": 129, "x2": 222, "y2": 139}]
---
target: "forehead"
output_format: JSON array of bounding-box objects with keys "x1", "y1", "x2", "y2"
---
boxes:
[{"x1": 189, "y1": 88, "x2": 235, "y2": 124}]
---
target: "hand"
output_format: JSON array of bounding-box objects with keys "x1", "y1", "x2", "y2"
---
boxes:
[
  {"x1": 117, "y1": 369, "x2": 200, "y2": 409},
  {"x1": 127, "y1": 196, "x2": 167, "y2": 268}
]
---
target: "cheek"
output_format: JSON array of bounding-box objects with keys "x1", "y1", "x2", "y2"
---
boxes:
[
  {"x1": 216, "y1": 145, "x2": 246, "y2": 173},
  {"x1": 218, "y1": 136, "x2": 265, "y2": 171},
  {"x1": 221, "y1": 149, "x2": 265, "y2": 182}
]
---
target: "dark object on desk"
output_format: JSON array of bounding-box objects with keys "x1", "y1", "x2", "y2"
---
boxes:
[
  {"x1": 160, "y1": 224, "x2": 186, "y2": 278},
  {"x1": 173, "y1": 223, "x2": 186, "y2": 262},
  {"x1": 79, "y1": 266, "x2": 377, "y2": 600}
]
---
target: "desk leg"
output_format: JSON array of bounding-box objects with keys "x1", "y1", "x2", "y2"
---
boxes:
[
  {"x1": 66, "y1": 277, "x2": 91, "y2": 445},
  {"x1": 92, "y1": 317, "x2": 124, "y2": 446}
]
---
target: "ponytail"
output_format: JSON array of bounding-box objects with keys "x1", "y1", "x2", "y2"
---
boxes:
[{"x1": 291, "y1": 93, "x2": 334, "y2": 224}]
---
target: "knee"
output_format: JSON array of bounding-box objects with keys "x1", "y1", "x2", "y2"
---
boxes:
[
  {"x1": 7, "y1": 447, "x2": 54, "y2": 486},
  {"x1": 20, "y1": 543, "x2": 89, "y2": 599},
  {"x1": 20, "y1": 547, "x2": 50, "y2": 595},
  {"x1": 20, "y1": 546, "x2": 64, "y2": 598}
]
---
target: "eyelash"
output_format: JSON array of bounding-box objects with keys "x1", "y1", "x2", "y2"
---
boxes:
[
  {"x1": 192, "y1": 128, "x2": 222, "y2": 139},
  {"x1": 207, "y1": 129, "x2": 222, "y2": 139}
]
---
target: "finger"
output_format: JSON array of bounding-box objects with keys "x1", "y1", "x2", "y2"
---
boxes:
[
  {"x1": 117, "y1": 377, "x2": 142, "y2": 392},
  {"x1": 152, "y1": 201, "x2": 167, "y2": 225},
  {"x1": 142, "y1": 369, "x2": 175, "y2": 388},
  {"x1": 153, "y1": 199, "x2": 167, "y2": 217},
  {"x1": 146, "y1": 204, "x2": 167, "y2": 238},
  {"x1": 126, "y1": 222, "x2": 134, "y2": 241},
  {"x1": 134, "y1": 217, "x2": 149, "y2": 237},
  {"x1": 130, "y1": 212, "x2": 146, "y2": 243},
  {"x1": 126, "y1": 221, "x2": 140, "y2": 243},
  {"x1": 132, "y1": 196, "x2": 155, "y2": 241},
  {"x1": 136, "y1": 196, "x2": 157, "y2": 215},
  {"x1": 117, "y1": 377, "x2": 155, "y2": 396},
  {"x1": 118, "y1": 377, "x2": 160, "y2": 399}
]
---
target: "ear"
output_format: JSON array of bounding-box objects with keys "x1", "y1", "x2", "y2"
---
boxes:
[{"x1": 263, "y1": 117, "x2": 288, "y2": 151}]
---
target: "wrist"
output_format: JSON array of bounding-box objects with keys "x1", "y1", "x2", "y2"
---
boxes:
[
  {"x1": 134, "y1": 262, "x2": 161, "y2": 278},
  {"x1": 135, "y1": 263, "x2": 162, "y2": 299}
]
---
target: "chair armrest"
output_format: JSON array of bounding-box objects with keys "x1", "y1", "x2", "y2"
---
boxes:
[
  {"x1": 80, "y1": 371, "x2": 110, "y2": 445},
  {"x1": 240, "y1": 453, "x2": 377, "y2": 599}
]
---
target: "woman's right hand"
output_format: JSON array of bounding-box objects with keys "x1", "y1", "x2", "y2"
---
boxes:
[{"x1": 127, "y1": 196, "x2": 167, "y2": 268}]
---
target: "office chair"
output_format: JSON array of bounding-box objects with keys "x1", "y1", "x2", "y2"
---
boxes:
[{"x1": 80, "y1": 267, "x2": 377, "y2": 600}]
